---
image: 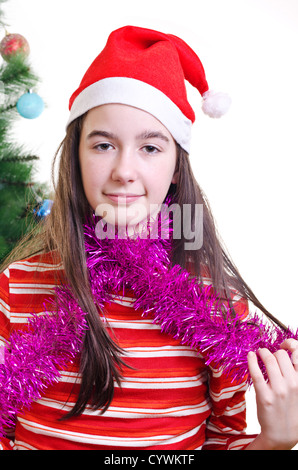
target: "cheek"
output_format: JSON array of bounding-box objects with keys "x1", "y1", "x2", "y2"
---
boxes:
[
  {"x1": 80, "y1": 161, "x2": 105, "y2": 206},
  {"x1": 150, "y1": 163, "x2": 176, "y2": 196}
]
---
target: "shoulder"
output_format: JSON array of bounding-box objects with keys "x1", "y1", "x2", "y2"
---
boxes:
[
  {"x1": 0, "y1": 252, "x2": 64, "y2": 334},
  {"x1": 8, "y1": 251, "x2": 63, "y2": 274},
  {"x1": 6, "y1": 251, "x2": 64, "y2": 286},
  {"x1": 7, "y1": 250, "x2": 64, "y2": 302},
  {"x1": 187, "y1": 262, "x2": 249, "y2": 320},
  {"x1": 1, "y1": 251, "x2": 63, "y2": 296}
]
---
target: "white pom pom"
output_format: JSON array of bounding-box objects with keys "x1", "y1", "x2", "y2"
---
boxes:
[{"x1": 202, "y1": 90, "x2": 231, "y2": 118}]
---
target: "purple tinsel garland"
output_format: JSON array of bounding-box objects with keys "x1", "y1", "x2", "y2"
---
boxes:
[
  {"x1": 84, "y1": 215, "x2": 298, "y2": 384},
  {"x1": 0, "y1": 210, "x2": 297, "y2": 437},
  {"x1": 0, "y1": 288, "x2": 88, "y2": 435}
]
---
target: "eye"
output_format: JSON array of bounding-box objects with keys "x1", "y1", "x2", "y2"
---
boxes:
[
  {"x1": 93, "y1": 142, "x2": 114, "y2": 152},
  {"x1": 142, "y1": 145, "x2": 160, "y2": 155}
]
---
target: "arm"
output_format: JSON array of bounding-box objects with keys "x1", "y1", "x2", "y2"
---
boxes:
[
  {"x1": 201, "y1": 287, "x2": 258, "y2": 449},
  {"x1": 0, "y1": 438, "x2": 14, "y2": 450},
  {"x1": 246, "y1": 339, "x2": 298, "y2": 450},
  {"x1": 202, "y1": 364, "x2": 257, "y2": 450},
  {"x1": 0, "y1": 269, "x2": 15, "y2": 449}
]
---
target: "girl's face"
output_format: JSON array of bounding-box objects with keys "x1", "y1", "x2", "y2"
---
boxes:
[{"x1": 79, "y1": 104, "x2": 177, "y2": 229}]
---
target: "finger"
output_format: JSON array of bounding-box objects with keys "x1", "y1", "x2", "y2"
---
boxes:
[
  {"x1": 273, "y1": 348, "x2": 296, "y2": 378},
  {"x1": 257, "y1": 348, "x2": 284, "y2": 389},
  {"x1": 292, "y1": 349, "x2": 298, "y2": 369},
  {"x1": 280, "y1": 339, "x2": 298, "y2": 370},
  {"x1": 280, "y1": 338, "x2": 298, "y2": 352},
  {"x1": 247, "y1": 351, "x2": 267, "y2": 393}
]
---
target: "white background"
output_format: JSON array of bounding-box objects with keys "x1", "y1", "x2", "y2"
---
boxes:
[{"x1": 2, "y1": 0, "x2": 298, "y2": 439}]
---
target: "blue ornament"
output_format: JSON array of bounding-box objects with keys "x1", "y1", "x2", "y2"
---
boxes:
[
  {"x1": 16, "y1": 91, "x2": 44, "y2": 119},
  {"x1": 33, "y1": 199, "x2": 53, "y2": 219}
]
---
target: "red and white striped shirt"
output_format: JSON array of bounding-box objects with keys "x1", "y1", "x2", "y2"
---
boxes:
[{"x1": 0, "y1": 252, "x2": 256, "y2": 450}]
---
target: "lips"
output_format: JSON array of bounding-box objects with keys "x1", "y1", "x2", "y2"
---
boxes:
[{"x1": 105, "y1": 193, "x2": 144, "y2": 204}]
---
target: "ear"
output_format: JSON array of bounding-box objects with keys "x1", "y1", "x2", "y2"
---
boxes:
[{"x1": 171, "y1": 171, "x2": 178, "y2": 184}]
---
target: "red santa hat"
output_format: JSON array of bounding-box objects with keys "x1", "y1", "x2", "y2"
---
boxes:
[{"x1": 67, "y1": 25, "x2": 231, "y2": 153}]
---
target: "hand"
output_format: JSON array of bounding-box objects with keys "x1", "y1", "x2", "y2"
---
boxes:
[{"x1": 247, "y1": 338, "x2": 298, "y2": 450}]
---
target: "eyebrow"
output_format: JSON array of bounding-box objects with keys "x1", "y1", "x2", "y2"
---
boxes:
[
  {"x1": 86, "y1": 130, "x2": 117, "y2": 140},
  {"x1": 136, "y1": 131, "x2": 170, "y2": 143},
  {"x1": 86, "y1": 129, "x2": 170, "y2": 143}
]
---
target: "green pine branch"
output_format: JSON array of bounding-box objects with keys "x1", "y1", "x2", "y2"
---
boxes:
[
  {"x1": 0, "y1": 54, "x2": 38, "y2": 95},
  {"x1": 0, "y1": 3, "x2": 48, "y2": 263}
]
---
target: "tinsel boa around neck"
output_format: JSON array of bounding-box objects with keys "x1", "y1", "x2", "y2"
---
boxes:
[{"x1": 0, "y1": 210, "x2": 297, "y2": 436}]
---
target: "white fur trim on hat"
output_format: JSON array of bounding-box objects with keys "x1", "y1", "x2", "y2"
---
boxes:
[{"x1": 67, "y1": 77, "x2": 192, "y2": 153}]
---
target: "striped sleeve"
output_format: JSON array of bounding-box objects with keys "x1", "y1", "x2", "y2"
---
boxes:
[
  {"x1": 202, "y1": 364, "x2": 257, "y2": 450},
  {"x1": 0, "y1": 255, "x2": 62, "y2": 450},
  {"x1": 0, "y1": 269, "x2": 11, "y2": 345},
  {"x1": 0, "y1": 269, "x2": 14, "y2": 450},
  {"x1": 201, "y1": 283, "x2": 257, "y2": 450},
  {"x1": 0, "y1": 438, "x2": 14, "y2": 450}
]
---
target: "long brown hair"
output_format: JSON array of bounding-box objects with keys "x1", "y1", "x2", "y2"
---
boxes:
[{"x1": 0, "y1": 113, "x2": 286, "y2": 418}]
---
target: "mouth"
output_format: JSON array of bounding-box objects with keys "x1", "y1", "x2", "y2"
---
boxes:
[{"x1": 104, "y1": 193, "x2": 144, "y2": 204}]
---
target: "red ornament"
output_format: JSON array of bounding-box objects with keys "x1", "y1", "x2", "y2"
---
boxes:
[{"x1": 0, "y1": 33, "x2": 30, "y2": 61}]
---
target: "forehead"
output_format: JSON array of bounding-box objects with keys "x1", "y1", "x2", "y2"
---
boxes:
[{"x1": 81, "y1": 104, "x2": 174, "y2": 141}]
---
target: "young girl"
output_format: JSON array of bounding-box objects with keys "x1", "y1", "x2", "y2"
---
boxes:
[{"x1": 0, "y1": 25, "x2": 298, "y2": 451}]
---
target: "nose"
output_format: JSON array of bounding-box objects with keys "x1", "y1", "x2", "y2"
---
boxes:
[{"x1": 111, "y1": 147, "x2": 138, "y2": 184}]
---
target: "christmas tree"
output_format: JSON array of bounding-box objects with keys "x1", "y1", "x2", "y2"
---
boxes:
[{"x1": 0, "y1": 1, "x2": 46, "y2": 264}]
